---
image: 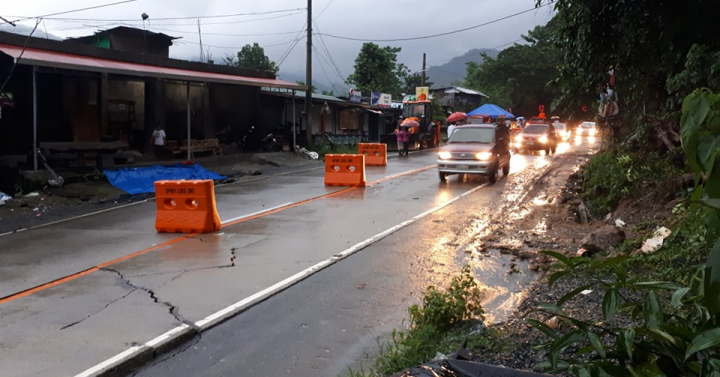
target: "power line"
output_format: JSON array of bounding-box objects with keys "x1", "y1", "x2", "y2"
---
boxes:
[
  {"x1": 1, "y1": 15, "x2": 17, "y2": 26},
  {"x1": 312, "y1": 45, "x2": 338, "y2": 93},
  {"x1": 316, "y1": 0, "x2": 335, "y2": 19},
  {"x1": 42, "y1": 12, "x2": 304, "y2": 27},
  {"x1": 0, "y1": 19, "x2": 41, "y2": 97},
  {"x1": 11, "y1": 0, "x2": 139, "y2": 23},
  {"x1": 15, "y1": 8, "x2": 305, "y2": 22},
  {"x1": 175, "y1": 39, "x2": 296, "y2": 50},
  {"x1": 312, "y1": 21, "x2": 345, "y2": 82},
  {"x1": 318, "y1": 3, "x2": 552, "y2": 42},
  {"x1": 277, "y1": 22, "x2": 307, "y2": 67},
  {"x1": 145, "y1": 26, "x2": 299, "y2": 38}
]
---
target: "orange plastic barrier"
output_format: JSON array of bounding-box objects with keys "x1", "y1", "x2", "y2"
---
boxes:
[
  {"x1": 357, "y1": 143, "x2": 388, "y2": 166},
  {"x1": 324, "y1": 154, "x2": 366, "y2": 187},
  {"x1": 154, "y1": 179, "x2": 221, "y2": 234}
]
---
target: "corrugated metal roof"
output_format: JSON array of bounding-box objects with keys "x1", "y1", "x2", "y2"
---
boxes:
[
  {"x1": 0, "y1": 44, "x2": 303, "y2": 90},
  {"x1": 439, "y1": 86, "x2": 489, "y2": 98},
  {"x1": 261, "y1": 88, "x2": 346, "y2": 102}
]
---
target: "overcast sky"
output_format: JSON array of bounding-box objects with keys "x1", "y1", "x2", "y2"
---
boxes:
[{"x1": 1, "y1": 0, "x2": 553, "y2": 87}]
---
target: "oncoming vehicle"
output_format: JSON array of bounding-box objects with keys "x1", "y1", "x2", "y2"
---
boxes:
[
  {"x1": 513, "y1": 123, "x2": 558, "y2": 155},
  {"x1": 553, "y1": 123, "x2": 571, "y2": 141},
  {"x1": 437, "y1": 123, "x2": 511, "y2": 184},
  {"x1": 576, "y1": 121, "x2": 598, "y2": 136}
]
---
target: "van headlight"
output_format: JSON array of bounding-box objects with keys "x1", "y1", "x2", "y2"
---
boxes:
[
  {"x1": 515, "y1": 134, "x2": 523, "y2": 142},
  {"x1": 475, "y1": 152, "x2": 493, "y2": 160},
  {"x1": 539, "y1": 135, "x2": 548, "y2": 143},
  {"x1": 438, "y1": 151, "x2": 452, "y2": 159}
]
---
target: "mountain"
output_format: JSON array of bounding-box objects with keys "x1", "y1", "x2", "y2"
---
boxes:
[
  {"x1": 0, "y1": 24, "x2": 62, "y2": 41},
  {"x1": 427, "y1": 48, "x2": 499, "y2": 88},
  {"x1": 276, "y1": 70, "x2": 348, "y2": 96}
]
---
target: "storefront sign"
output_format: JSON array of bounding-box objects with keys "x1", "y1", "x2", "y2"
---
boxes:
[{"x1": 371, "y1": 92, "x2": 392, "y2": 108}]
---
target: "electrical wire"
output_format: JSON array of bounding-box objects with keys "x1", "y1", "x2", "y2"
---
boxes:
[
  {"x1": 312, "y1": 45, "x2": 338, "y2": 93},
  {"x1": 14, "y1": 8, "x2": 305, "y2": 22},
  {"x1": 175, "y1": 39, "x2": 296, "y2": 50},
  {"x1": 42, "y1": 12, "x2": 304, "y2": 27},
  {"x1": 315, "y1": 0, "x2": 335, "y2": 19},
  {"x1": 144, "y1": 26, "x2": 299, "y2": 38},
  {"x1": 0, "y1": 19, "x2": 41, "y2": 99},
  {"x1": 276, "y1": 21, "x2": 307, "y2": 67},
  {"x1": 312, "y1": 21, "x2": 345, "y2": 81},
  {"x1": 10, "y1": 0, "x2": 139, "y2": 23},
  {"x1": 318, "y1": 3, "x2": 552, "y2": 42}
]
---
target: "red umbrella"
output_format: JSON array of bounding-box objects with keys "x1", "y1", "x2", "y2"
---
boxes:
[
  {"x1": 400, "y1": 119, "x2": 420, "y2": 128},
  {"x1": 447, "y1": 112, "x2": 467, "y2": 123}
]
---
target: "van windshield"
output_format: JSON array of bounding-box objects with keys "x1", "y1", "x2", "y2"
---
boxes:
[
  {"x1": 449, "y1": 128, "x2": 495, "y2": 143},
  {"x1": 524, "y1": 125, "x2": 548, "y2": 134}
]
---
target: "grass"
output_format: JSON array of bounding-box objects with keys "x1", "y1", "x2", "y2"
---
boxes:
[{"x1": 347, "y1": 266, "x2": 493, "y2": 377}]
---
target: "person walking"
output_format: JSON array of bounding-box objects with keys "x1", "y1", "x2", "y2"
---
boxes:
[
  {"x1": 151, "y1": 123, "x2": 166, "y2": 160},
  {"x1": 447, "y1": 122, "x2": 457, "y2": 139},
  {"x1": 396, "y1": 126, "x2": 409, "y2": 156}
]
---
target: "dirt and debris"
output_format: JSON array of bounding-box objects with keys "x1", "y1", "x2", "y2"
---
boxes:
[{"x1": 462, "y1": 146, "x2": 683, "y2": 373}]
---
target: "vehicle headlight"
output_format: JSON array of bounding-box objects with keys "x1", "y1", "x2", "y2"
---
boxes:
[
  {"x1": 515, "y1": 134, "x2": 523, "y2": 142},
  {"x1": 539, "y1": 135, "x2": 548, "y2": 143},
  {"x1": 438, "y1": 151, "x2": 452, "y2": 159},
  {"x1": 589, "y1": 128, "x2": 597, "y2": 135},
  {"x1": 475, "y1": 152, "x2": 493, "y2": 160}
]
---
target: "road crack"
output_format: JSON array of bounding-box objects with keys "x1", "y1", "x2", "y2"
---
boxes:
[
  {"x1": 100, "y1": 267, "x2": 198, "y2": 330},
  {"x1": 60, "y1": 288, "x2": 137, "y2": 330}
]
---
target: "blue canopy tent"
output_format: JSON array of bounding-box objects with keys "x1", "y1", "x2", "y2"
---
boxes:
[{"x1": 467, "y1": 104, "x2": 515, "y2": 119}]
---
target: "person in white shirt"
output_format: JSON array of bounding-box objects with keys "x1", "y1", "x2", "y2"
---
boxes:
[
  {"x1": 447, "y1": 122, "x2": 457, "y2": 139},
  {"x1": 151, "y1": 124, "x2": 166, "y2": 159}
]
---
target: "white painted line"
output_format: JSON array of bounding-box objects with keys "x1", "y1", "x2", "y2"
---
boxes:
[
  {"x1": 0, "y1": 200, "x2": 149, "y2": 238},
  {"x1": 144, "y1": 324, "x2": 192, "y2": 348},
  {"x1": 74, "y1": 346, "x2": 145, "y2": 377},
  {"x1": 75, "y1": 182, "x2": 489, "y2": 377},
  {"x1": 220, "y1": 202, "x2": 295, "y2": 225}
]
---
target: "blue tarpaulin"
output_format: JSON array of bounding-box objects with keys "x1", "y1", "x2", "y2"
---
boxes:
[
  {"x1": 467, "y1": 104, "x2": 515, "y2": 119},
  {"x1": 104, "y1": 163, "x2": 227, "y2": 195}
]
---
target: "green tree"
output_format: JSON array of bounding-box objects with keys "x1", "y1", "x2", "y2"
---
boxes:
[
  {"x1": 464, "y1": 21, "x2": 561, "y2": 118},
  {"x1": 404, "y1": 72, "x2": 434, "y2": 94},
  {"x1": 296, "y1": 81, "x2": 317, "y2": 94},
  {"x1": 346, "y1": 42, "x2": 409, "y2": 98},
  {"x1": 536, "y1": 0, "x2": 720, "y2": 119},
  {"x1": 223, "y1": 42, "x2": 279, "y2": 74}
]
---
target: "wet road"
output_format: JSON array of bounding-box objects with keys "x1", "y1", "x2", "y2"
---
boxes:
[
  {"x1": 132, "y1": 149, "x2": 568, "y2": 377},
  {"x1": 0, "y1": 140, "x2": 590, "y2": 377}
]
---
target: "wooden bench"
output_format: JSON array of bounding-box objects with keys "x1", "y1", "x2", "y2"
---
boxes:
[{"x1": 170, "y1": 139, "x2": 223, "y2": 159}]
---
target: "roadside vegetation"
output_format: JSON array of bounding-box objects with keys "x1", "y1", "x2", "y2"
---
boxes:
[
  {"x1": 348, "y1": 266, "x2": 492, "y2": 377},
  {"x1": 348, "y1": 0, "x2": 720, "y2": 375}
]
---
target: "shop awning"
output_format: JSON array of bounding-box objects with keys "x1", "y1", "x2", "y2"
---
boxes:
[{"x1": 0, "y1": 44, "x2": 304, "y2": 90}]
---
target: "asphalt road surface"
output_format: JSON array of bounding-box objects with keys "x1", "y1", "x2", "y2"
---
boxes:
[{"x1": 133, "y1": 142, "x2": 589, "y2": 377}]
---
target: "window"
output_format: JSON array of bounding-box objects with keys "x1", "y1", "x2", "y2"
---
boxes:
[{"x1": 449, "y1": 128, "x2": 495, "y2": 143}]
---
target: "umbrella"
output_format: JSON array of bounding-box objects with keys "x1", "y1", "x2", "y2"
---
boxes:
[
  {"x1": 447, "y1": 112, "x2": 467, "y2": 123},
  {"x1": 401, "y1": 119, "x2": 419, "y2": 128},
  {"x1": 467, "y1": 104, "x2": 515, "y2": 119}
]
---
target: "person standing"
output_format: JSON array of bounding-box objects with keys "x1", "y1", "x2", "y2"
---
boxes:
[
  {"x1": 447, "y1": 122, "x2": 457, "y2": 139},
  {"x1": 151, "y1": 123, "x2": 166, "y2": 160},
  {"x1": 396, "y1": 126, "x2": 409, "y2": 156}
]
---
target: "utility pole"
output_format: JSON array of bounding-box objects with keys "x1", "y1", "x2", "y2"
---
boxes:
[
  {"x1": 304, "y1": 0, "x2": 313, "y2": 147},
  {"x1": 421, "y1": 53, "x2": 426, "y2": 87}
]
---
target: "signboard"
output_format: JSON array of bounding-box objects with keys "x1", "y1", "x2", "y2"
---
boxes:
[
  {"x1": 415, "y1": 87, "x2": 430, "y2": 101},
  {"x1": 371, "y1": 92, "x2": 392, "y2": 108},
  {"x1": 349, "y1": 88, "x2": 362, "y2": 103}
]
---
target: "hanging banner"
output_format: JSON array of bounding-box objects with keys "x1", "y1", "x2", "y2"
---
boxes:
[
  {"x1": 415, "y1": 87, "x2": 430, "y2": 101},
  {"x1": 371, "y1": 92, "x2": 392, "y2": 108},
  {"x1": 349, "y1": 88, "x2": 362, "y2": 103}
]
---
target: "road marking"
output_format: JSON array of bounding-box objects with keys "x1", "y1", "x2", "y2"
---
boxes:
[
  {"x1": 0, "y1": 164, "x2": 435, "y2": 305},
  {"x1": 74, "y1": 345, "x2": 146, "y2": 377},
  {"x1": 0, "y1": 200, "x2": 149, "y2": 238},
  {"x1": 220, "y1": 202, "x2": 295, "y2": 225},
  {"x1": 75, "y1": 180, "x2": 488, "y2": 377}
]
